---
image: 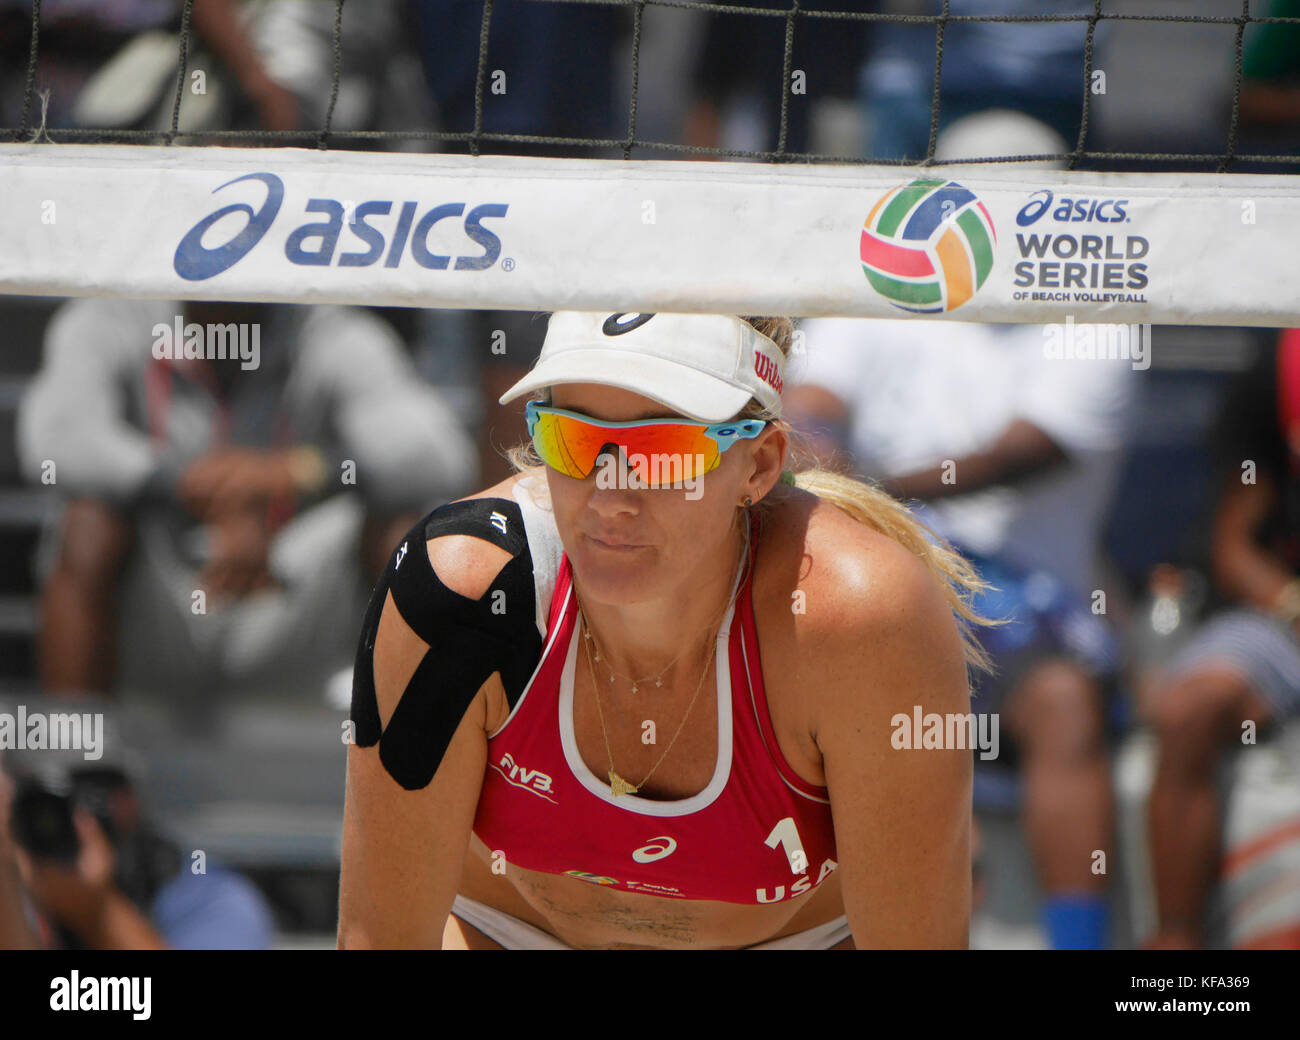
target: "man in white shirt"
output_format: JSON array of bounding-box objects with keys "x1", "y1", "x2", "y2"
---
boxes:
[
  {"x1": 18, "y1": 298, "x2": 477, "y2": 704},
  {"x1": 788, "y1": 316, "x2": 1138, "y2": 949}
]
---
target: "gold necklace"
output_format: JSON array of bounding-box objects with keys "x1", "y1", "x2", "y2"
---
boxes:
[
  {"x1": 582, "y1": 624, "x2": 688, "y2": 694},
  {"x1": 582, "y1": 611, "x2": 716, "y2": 798},
  {"x1": 581, "y1": 516, "x2": 753, "y2": 695},
  {"x1": 579, "y1": 519, "x2": 751, "y2": 798}
]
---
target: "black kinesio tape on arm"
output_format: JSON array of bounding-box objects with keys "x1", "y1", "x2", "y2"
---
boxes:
[{"x1": 350, "y1": 498, "x2": 542, "y2": 790}]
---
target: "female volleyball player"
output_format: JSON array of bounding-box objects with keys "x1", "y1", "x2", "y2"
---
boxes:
[{"x1": 337, "y1": 312, "x2": 990, "y2": 949}]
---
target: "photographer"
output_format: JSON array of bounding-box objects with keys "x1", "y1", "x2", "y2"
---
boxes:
[
  {"x1": 0, "y1": 770, "x2": 39, "y2": 949},
  {"x1": 0, "y1": 713, "x2": 274, "y2": 950}
]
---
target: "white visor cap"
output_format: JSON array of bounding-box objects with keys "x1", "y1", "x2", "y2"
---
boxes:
[{"x1": 497, "y1": 312, "x2": 786, "y2": 424}]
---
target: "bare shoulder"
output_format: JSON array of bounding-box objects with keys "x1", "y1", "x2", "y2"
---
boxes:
[
  {"x1": 372, "y1": 473, "x2": 529, "y2": 732},
  {"x1": 422, "y1": 473, "x2": 527, "y2": 598},
  {"x1": 376, "y1": 472, "x2": 526, "y2": 675},
  {"x1": 754, "y1": 486, "x2": 969, "y2": 729},
  {"x1": 756, "y1": 492, "x2": 973, "y2": 947},
  {"x1": 756, "y1": 485, "x2": 956, "y2": 640}
]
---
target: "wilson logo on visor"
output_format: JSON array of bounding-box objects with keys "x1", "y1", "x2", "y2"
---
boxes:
[{"x1": 754, "y1": 352, "x2": 783, "y2": 394}]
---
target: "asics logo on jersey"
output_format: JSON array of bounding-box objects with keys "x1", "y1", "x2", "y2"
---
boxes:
[
  {"x1": 394, "y1": 541, "x2": 408, "y2": 570},
  {"x1": 632, "y1": 835, "x2": 678, "y2": 863},
  {"x1": 602, "y1": 313, "x2": 655, "y2": 336},
  {"x1": 492, "y1": 752, "x2": 557, "y2": 803},
  {"x1": 489, "y1": 511, "x2": 508, "y2": 534}
]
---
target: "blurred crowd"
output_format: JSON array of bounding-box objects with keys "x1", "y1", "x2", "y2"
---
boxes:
[{"x1": 1, "y1": 0, "x2": 1299, "y2": 950}]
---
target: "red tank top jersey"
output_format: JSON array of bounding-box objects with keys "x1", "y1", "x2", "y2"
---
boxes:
[{"x1": 472, "y1": 510, "x2": 840, "y2": 905}]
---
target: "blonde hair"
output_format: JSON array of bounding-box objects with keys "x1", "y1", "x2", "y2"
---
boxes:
[{"x1": 504, "y1": 314, "x2": 998, "y2": 673}]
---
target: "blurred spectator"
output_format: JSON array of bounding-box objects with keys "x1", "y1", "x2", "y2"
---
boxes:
[
  {"x1": 933, "y1": 108, "x2": 1068, "y2": 167},
  {"x1": 413, "y1": 307, "x2": 552, "y2": 487},
  {"x1": 0, "y1": 769, "x2": 39, "y2": 948},
  {"x1": 0, "y1": 0, "x2": 176, "y2": 128},
  {"x1": 1238, "y1": 0, "x2": 1300, "y2": 172},
  {"x1": 227, "y1": 0, "x2": 417, "y2": 135},
  {"x1": 409, "y1": 0, "x2": 624, "y2": 157},
  {"x1": 859, "y1": 0, "x2": 1092, "y2": 161},
  {"x1": 407, "y1": 0, "x2": 627, "y2": 483},
  {"x1": 788, "y1": 316, "x2": 1136, "y2": 949},
  {"x1": 1144, "y1": 329, "x2": 1300, "y2": 949},
  {"x1": 0, "y1": 1, "x2": 301, "y2": 133},
  {"x1": 187, "y1": 0, "x2": 303, "y2": 131},
  {"x1": 0, "y1": 717, "x2": 274, "y2": 949},
  {"x1": 684, "y1": 0, "x2": 871, "y2": 156},
  {"x1": 16, "y1": 299, "x2": 475, "y2": 704}
]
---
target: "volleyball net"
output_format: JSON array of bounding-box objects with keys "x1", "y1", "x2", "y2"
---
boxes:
[
  {"x1": 1, "y1": 0, "x2": 1298, "y2": 325},
  {"x1": 4, "y1": 0, "x2": 1300, "y2": 953}
]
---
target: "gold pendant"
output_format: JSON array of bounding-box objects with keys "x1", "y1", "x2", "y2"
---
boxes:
[{"x1": 609, "y1": 771, "x2": 638, "y2": 798}]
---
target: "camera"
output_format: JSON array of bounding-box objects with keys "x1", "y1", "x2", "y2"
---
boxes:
[{"x1": 8, "y1": 767, "x2": 126, "y2": 864}]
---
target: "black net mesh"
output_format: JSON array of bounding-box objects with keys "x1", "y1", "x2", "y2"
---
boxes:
[{"x1": 6, "y1": 0, "x2": 1300, "y2": 172}]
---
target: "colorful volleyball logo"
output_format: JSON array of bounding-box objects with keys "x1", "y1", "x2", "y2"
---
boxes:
[{"x1": 860, "y1": 179, "x2": 997, "y2": 313}]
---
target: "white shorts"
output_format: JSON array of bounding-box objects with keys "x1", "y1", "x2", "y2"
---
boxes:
[
  {"x1": 1170, "y1": 608, "x2": 1300, "y2": 718},
  {"x1": 450, "y1": 894, "x2": 852, "y2": 950}
]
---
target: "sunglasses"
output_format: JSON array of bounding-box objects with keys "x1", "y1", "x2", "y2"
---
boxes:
[{"x1": 525, "y1": 400, "x2": 767, "y2": 486}]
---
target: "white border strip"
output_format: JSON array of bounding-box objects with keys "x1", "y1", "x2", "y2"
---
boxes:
[{"x1": 2, "y1": 144, "x2": 1297, "y2": 326}]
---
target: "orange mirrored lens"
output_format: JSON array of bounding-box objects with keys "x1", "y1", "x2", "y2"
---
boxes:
[{"x1": 532, "y1": 411, "x2": 721, "y2": 485}]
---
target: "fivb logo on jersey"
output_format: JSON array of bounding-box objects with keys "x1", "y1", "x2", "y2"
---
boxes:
[
  {"x1": 492, "y1": 751, "x2": 557, "y2": 803},
  {"x1": 173, "y1": 172, "x2": 510, "y2": 281}
]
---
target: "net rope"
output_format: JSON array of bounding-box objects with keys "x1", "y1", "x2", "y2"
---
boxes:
[{"x1": 8, "y1": 0, "x2": 1300, "y2": 168}]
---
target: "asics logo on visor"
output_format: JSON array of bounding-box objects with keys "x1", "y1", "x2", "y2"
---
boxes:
[{"x1": 602, "y1": 313, "x2": 656, "y2": 336}]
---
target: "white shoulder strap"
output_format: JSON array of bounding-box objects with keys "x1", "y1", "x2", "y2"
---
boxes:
[{"x1": 511, "y1": 474, "x2": 563, "y2": 639}]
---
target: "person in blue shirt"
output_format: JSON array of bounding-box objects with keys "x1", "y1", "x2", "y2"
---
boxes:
[
  {"x1": 861, "y1": 0, "x2": 1093, "y2": 160},
  {"x1": 0, "y1": 757, "x2": 274, "y2": 950}
]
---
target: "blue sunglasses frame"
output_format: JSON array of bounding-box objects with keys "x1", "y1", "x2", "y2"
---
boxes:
[{"x1": 525, "y1": 400, "x2": 768, "y2": 456}]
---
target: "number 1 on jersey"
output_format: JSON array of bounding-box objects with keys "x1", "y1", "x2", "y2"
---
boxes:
[{"x1": 764, "y1": 817, "x2": 808, "y2": 874}]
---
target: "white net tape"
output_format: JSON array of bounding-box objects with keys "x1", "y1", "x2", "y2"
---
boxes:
[{"x1": 3, "y1": 143, "x2": 1297, "y2": 326}]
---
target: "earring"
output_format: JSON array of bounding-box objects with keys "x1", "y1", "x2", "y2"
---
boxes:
[{"x1": 742, "y1": 496, "x2": 753, "y2": 508}]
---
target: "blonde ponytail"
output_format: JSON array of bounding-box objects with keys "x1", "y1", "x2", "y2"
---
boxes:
[
  {"x1": 739, "y1": 315, "x2": 999, "y2": 673},
  {"x1": 781, "y1": 467, "x2": 997, "y2": 673}
]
